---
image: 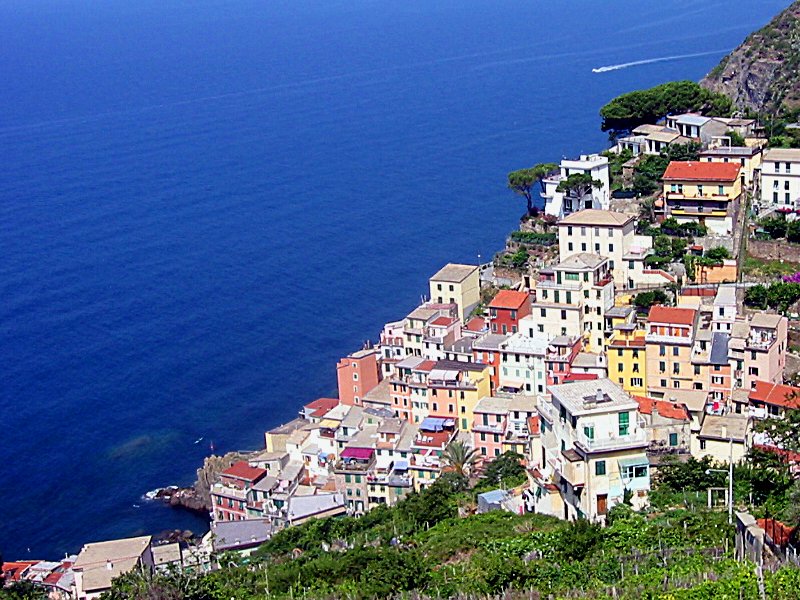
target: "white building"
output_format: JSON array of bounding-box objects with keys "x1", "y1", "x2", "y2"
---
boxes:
[
  {"x1": 531, "y1": 253, "x2": 615, "y2": 352},
  {"x1": 760, "y1": 148, "x2": 800, "y2": 210},
  {"x1": 498, "y1": 332, "x2": 548, "y2": 395},
  {"x1": 556, "y1": 209, "x2": 655, "y2": 290},
  {"x1": 541, "y1": 154, "x2": 610, "y2": 218},
  {"x1": 535, "y1": 379, "x2": 650, "y2": 522},
  {"x1": 712, "y1": 285, "x2": 738, "y2": 333}
]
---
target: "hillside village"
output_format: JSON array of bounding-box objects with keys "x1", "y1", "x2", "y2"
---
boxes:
[{"x1": 10, "y1": 92, "x2": 800, "y2": 599}]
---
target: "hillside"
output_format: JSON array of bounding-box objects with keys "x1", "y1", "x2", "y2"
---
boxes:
[{"x1": 701, "y1": 1, "x2": 800, "y2": 114}]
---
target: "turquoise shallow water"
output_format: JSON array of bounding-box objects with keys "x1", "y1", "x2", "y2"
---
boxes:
[{"x1": 0, "y1": 0, "x2": 788, "y2": 558}]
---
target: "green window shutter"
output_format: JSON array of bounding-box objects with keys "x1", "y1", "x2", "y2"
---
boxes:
[
  {"x1": 618, "y1": 411, "x2": 630, "y2": 436},
  {"x1": 595, "y1": 460, "x2": 606, "y2": 476},
  {"x1": 669, "y1": 432, "x2": 678, "y2": 446}
]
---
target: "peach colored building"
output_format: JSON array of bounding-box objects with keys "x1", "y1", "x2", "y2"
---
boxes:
[
  {"x1": 645, "y1": 306, "x2": 698, "y2": 398},
  {"x1": 337, "y1": 348, "x2": 381, "y2": 407}
]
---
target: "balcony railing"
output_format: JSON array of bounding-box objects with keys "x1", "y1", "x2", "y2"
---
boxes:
[
  {"x1": 574, "y1": 428, "x2": 648, "y2": 452},
  {"x1": 537, "y1": 402, "x2": 558, "y2": 423},
  {"x1": 537, "y1": 279, "x2": 583, "y2": 291}
]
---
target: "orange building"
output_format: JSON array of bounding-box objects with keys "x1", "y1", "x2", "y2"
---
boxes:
[{"x1": 336, "y1": 348, "x2": 381, "y2": 406}]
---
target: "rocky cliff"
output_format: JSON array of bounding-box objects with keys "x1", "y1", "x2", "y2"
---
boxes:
[{"x1": 701, "y1": 1, "x2": 800, "y2": 114}]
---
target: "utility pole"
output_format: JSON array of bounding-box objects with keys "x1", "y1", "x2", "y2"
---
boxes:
[{"x1": 728, "y1": 437, "x2": 734, "y2": 525}]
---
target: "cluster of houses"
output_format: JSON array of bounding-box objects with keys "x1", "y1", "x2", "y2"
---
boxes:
[{"x1": 10, "y1": 111, "x2": 800, "y2": 598}]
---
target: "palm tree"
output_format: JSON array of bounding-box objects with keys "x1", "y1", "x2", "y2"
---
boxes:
[{"x1": 441, "y1": 440, "x2": 479, "y2": 477}]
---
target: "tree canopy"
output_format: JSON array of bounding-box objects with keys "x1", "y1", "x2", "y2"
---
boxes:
[
  {"x1": 507, "y1": 163, "x2": 557, "y2": 214},
  {"x1": 599, "y1": 81, "x2": 732, "y2": 135}
]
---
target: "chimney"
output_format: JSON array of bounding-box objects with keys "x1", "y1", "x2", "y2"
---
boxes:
[
  {"x1": 106, "y1": 560, "x2": 113, "y2": 571},
  {"x1": 595, "y1": 388, "x2": 603, "y2": 403},
  {"x1": 721, "y1": 424, "x2": 728, "y2": 439}
]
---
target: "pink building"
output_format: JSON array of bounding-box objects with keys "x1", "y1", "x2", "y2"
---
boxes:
[
  {"x1": 545, "y1": 335, "x2": 583, "y2": 385},
  {"x1": 745, "y1": 313, "x2": 788, "y2": 389},
  {"x1": 472, "y1": 397, "x2": 508, "y2": 459}
]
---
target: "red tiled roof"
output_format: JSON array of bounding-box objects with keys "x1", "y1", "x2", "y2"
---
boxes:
[
  {"x1": 489, "y1": 290, "x2": 529, "y2": 310},
  {"x1": 528, "y1": 415, "x2": 540, "y2": 436},
  {"x1": 753, "y1": 444, "x2": 800, "y2": 464},
  {"x1": 431, "y1": 316, "x2": 456, "y2": 327},
  {"x1": 662, "y1": 161, "x2": 740, "y2": 182},
  {"x1": 749, "y1": 380, "x2": 800, "y2": 409},
  {"x1": 2, "y1": 562, "x2": 38, "y2": 582},
  {"x1": 634, "y1": 396, "x2": 691, "y2": 421},
  {"x1": 305, "y1": 397, "x2": 340, "y2": 417},
  {"x1": 563, "y1": 373, "x2": 598, "y2": 382},
  {"x1": 465, "y1": 316, "x2": 486, "y2": 332},
  {"x1": 647, "y1": 305, "x2": 696, "y2": 325},
  {"x1": 681, "y1": 288, "x2": 717, "y2": 297},
  {"x1": 221, "y1": 461, "x2": 267, "y2": 482},
  {"x1": 415, "y1": 360, "x2": 437, "y2": 373}
]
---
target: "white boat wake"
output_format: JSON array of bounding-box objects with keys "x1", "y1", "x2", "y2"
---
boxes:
[{"x1": 591, "y1": 50, "x2": 728, "y2": 73}]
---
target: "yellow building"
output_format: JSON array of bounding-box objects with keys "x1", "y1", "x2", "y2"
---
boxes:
[
  {"x1": 608, "y1": 326, "x2": 648, "y2": 397},
  {"x1": 698, "y1": 146, "x2": 762, "y2": 187},
  {"x1": 662, "y1": 161, "x2": 742, "y2": 236},
  {"x1": 429, "y1": 263, "x2": 480, "y2": 323}
]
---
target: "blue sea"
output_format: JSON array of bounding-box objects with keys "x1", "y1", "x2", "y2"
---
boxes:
[{"x1": 0, "y1": 0, "x2": 789, "y2": 558}]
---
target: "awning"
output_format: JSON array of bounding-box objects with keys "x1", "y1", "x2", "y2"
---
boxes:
[
  {"x1": 617, "y1": 456, "x2": 649, "y2": 468},
  {"x1": 393, "y1": 460, "x2": 409, "y2": 471},
  {"x1": 420, "y1": 417, "x2": 454, "y2": 431},
  {"x1": 318, "y1": 418, "x2": 339, "y2": 429},
  {"x1": 340, "y1": 447, "x2": 374, "y2": 460}
]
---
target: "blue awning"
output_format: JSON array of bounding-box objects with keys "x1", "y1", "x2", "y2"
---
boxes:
[
  {"x1": 393, "y1": 460, "x2": 409, "y2": 471},
  {"x1": 618, "y1": 456, "x2": 649, "y2": 468},
  {"x1": 421, "y1": 417, "x2": 453, "y2": 431}
]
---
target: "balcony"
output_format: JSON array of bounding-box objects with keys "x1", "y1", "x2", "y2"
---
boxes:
[
  {"x1": 537, "y1": 279, "x2": 583, "y2": 291},
  {"x1": 472, "y1": 417, "x2": 507, "y2": 435},
  {"x1": 538, "y1": 401, "x2": 558, "y2": 424},
  {"x1": 747, "y1": 334, "x2": 776, "y2": 351},
  {"x1": 556, "y1": 457, "x2": 586, "y2": 487},
  {"x1": 574, "y1": 428, "x2": 648, "y2": 453}
]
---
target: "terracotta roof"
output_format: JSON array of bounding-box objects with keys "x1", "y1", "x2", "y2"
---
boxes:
[
  {"x1": 430, "y1": 316, "x2": 456, "y2": 327},
  {"x1": 221, "y1": 461, "x2": 268, "y2": 482},
  {"x1": 2, "y1": 562, "x2": 38, "y2": 582},
  {"x1": 634, "y1": 396, "x2": 691, "y2": 421},
  {"x1": 489, "y1": 290, "x2": 529, "y2": 310},
  {"x1": 749, "y1": 380, "x2": 800, "y2": 409},
  {"x1": 647, "y1": 305, "x2": 696, "y2": 326},
  {"x1": 662, "y1": 161, "x2": 740, "y2": 182},
  {"x1": 465, "y1": 316, "x2": 487, "y2": 332},
  {"x1": 415, "y1": 360, "x2": 437, "y2": 373},
  {"x1": 304, "y1": 397, "x2": 340, "y2": 418}
]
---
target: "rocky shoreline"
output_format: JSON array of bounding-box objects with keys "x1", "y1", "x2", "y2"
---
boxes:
[{"x1": 150, "y1": 450, "x2": 256, "y2": 517}]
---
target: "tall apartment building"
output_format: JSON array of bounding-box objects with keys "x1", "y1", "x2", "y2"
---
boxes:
[
  {"x1": 541, "y1": 154, "x2": 610, "y2": 218},
  {"x1": 532, "y1": 253, "x2": 614, "y2": 352},
  {"x1": 645, "y1": 306, "x2": 698, "y2": 398}
]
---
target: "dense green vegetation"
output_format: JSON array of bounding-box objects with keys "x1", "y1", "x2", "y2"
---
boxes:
[
  {"x1": 509, "y1": 231, "x2": 557, "y2": 246},
  {"x1": 631, "y1": 142, "x2": 701, "y2": 198},
  {"x1": 632, "y1": 289, "x2": 670, "y2": 311},
  {"x1": 758, "y1": 214, "x2": 800, "y2": 243},
  {"x1": 744, "y1": 281, "x2": 800, "y2": 312},
  {"x1": 507, "y1": 163, "x2": 557, "y2": 214},
  {"x1": 600, "y1": 81, "x2": 732, "y2": 135}
]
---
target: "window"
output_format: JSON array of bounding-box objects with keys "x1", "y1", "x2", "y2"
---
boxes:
[
  {"x1": 594, "y1": 243, "x2": 600, "y2": 252},
  {"x1": 594, "y1": 227, "x2": 600, "y2": 236},
  {"x1": 581, "y1": 243, "x2": 587, "y2": 251},
  {"x1": 617, "y1": 363, "x2": 624, "y2": 372},
  {"x1": 608, "y1": 227, "x2": 613, "y2": 236},
  {"x1": 540, "y1": 308, "x2": 546, "y2": 318},
  {"x1": 537, "y1": 324, "x2": 544, "y2": 333},
  {"x1": 621, "y1": 465, "x2": 648, "y2": 479},
  {"x1": 581, "y1": 227, "x2": 586, "y2": 235},
  {"x1": 718, "y1": 185, "x2": 724, "y2": 195},
  {"x1": 565, "y1": 272, "x2": 579, "y2": 281},
  {"x1": 568, "y1": 242, "x2": 573, "y2": 251},
  {"x1": 631, "y1": 377, "x2": 643, "y2": 387},
  {"x1": 567, "y1": 226, "x2": 573, "y2": 235},
  {"x1": 694, "y1": 365, "x2": 701, "y2": 375},
  {"x1": 774, "y1": 191, "x2": 779, "y2": 203},
  {"x1": 618, "y1": 411, "x2": 629, "y2": 436},
  {"x1": 669, "y1": 432, "x2": 678, "y2": 446},
  {"x1": 673, "y1": 363, "x2": 680, "y2": 375},
  {"x1": 659, "y1": 361, "x2": 666, "y2": 373},
  {"x1": 608, "y1": 244, "x2": 614, "y2": 253},
  {"x1": 786, "y1": 181, "x2": 791, "y2": 190},
  {"x1": 560, "y1": 310, "x2": 567, "y2": 320},
  {"x1": 700, "y1": 439, "x2": 707, "y2": 450},
  {"x1": 659, "y1": 345, "x2": 666, "y2": 356},
  {"x1": 449, "y1": 284, "x2": 454, "y2": 292},
  {"x1": 697, "y1": 185, "x2": 703, "y2": 196},
  {"x1": 595, "y1": 460, "x2": 606, "y2": 476},
  {"x1": 673, "y1": 346, "x2": 679, "y2": 356},
  {"x1": 353, "y1": 372, "x2": 359, "y2": 381}
]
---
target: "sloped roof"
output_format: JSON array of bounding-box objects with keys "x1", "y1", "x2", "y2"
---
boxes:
[
  {"x1": 430, "y1": 263, "x2": 478, "y2": 283},
  {"x1": 556, "y1": 253, "x2": 606, "y2": 270},
  {"x1": 489, "y1": 290, "x2": 529, "y2": 310},
  {"x1": 662, "y1": 161, "x2": 740, "y2": 182},
  {"x1": 749, "y1": 380, "x2": 800, "y2": 409},
  {"x1": 558, "y1": 209, "x2": 635, "y2": 227},
  {"x1": 222, "y1": 461, "x2": 267, "y2": 482},
  {"x1": 634, "y1": 396, "x2": 691, "y2": 421},
  {"x1": 647, "y1": 305, "x2": 696, "y2": 326}
]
